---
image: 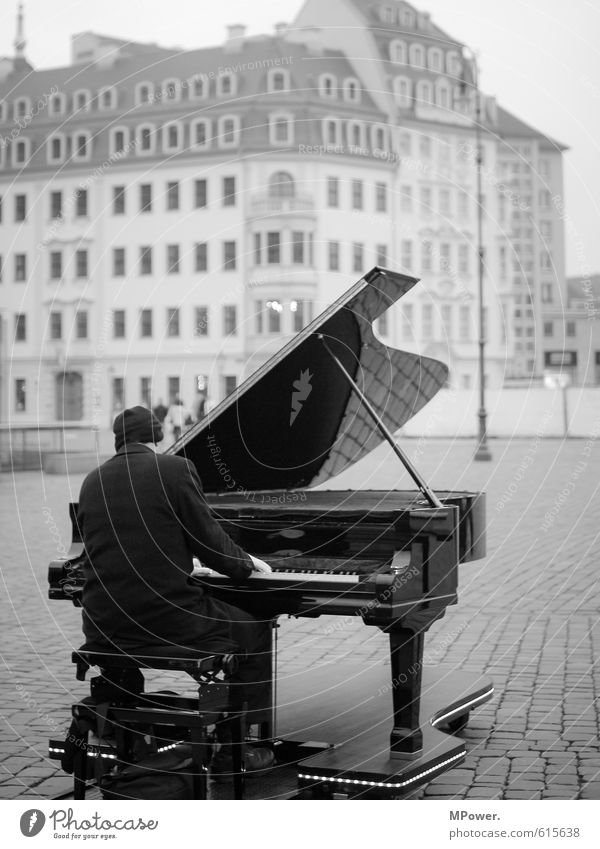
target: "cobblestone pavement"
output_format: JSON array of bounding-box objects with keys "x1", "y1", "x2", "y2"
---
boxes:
[{"x1": 1, "y1": 436, "x2": 599, "y2": 800}]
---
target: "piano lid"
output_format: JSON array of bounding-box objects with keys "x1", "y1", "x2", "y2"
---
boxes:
[{"x1": 170, "y1": 267, "x2": 448, "y2": 493}]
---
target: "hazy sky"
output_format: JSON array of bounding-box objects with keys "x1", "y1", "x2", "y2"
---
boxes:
[{"x1": 1, "y1": 0, "x2": 598, "y2": 277}]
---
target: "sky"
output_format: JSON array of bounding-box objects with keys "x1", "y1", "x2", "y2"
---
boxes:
[{"x1": 1, "y1": 0, "x2": 598, "y2": 277}]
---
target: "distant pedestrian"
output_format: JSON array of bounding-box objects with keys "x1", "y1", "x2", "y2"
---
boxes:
[
  {"x1": 152, "y1": 399, "x2": 168, "y2": 424},
  {"x1": 193, "y1": 392, "x2": 206, "y2": 423},
  {"x1": 167, "y1": 396, "x2": 191, "y2": 442}
]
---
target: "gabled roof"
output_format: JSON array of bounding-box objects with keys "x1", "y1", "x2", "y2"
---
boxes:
[
  {"x1": 496, "y1": 104, "x2": 568, "y2": 151},
  {"x1": 348, "y1": 0, "x2": 464, "y2": 47}
]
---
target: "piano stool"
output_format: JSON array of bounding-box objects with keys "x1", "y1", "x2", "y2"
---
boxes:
[{"x1": 55, "y1": 647, "x2": 258, "y2": 800}]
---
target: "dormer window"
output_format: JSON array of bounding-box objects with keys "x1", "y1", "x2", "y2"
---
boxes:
[
  {"x1": 136, "y1": 82, "x2": 154, "y2": 105},
  {"x1": 191, "y1": 118, "x2": 211, "y2": 149},
  {"x1": 416, "y1": 79, "x2": 434, "y2": 105},
  {"x1": 268, "y1": 69, "x2": 290, "y2": 92},
  {"x1": 400, "y1": 8, "x2": 415, "y2": 28},
  {"x1": 217, "y1": 73, "x2": 236, "y2": 97},
  {"x1": 347, "y1": 121, "x2": 366, "y2": 149},
  {"x1": 389, "y1": 39, "x2": 407, "y2": 63},
  {"x1": 13, "y1": 97, "x2": 30, "y2": 120},
  {"x1": 409, "y1": 43, "x2": 425, "y2": 68},
  {"x1": 162, "y1": 79, "x2": 181, "y2": 101},
  {"x1": 218, "y1": 115, "x2": 240, "y2": 147},
  {"x1": 162, "y1": 121, "x2": 183, "y2": 152},
  {"x1": 189, "y1": 74, "x2": 209, "y2": 99},
  {"x1": 428, "y1": 48, "x2": 443, "y2": 72},
  {"x1": 319, "y1": 74, "x2": 337, "y2": 98},
  {"x1": 380, "y1": 5, "x2": 395, "y2": 23},
  {"x1": 49, "y1": 92, "x2": 66, "y2": 115},
  {"x1": 98, "y1": 86, "x2": 117, "y2": 110},
  {"x1": 343, "y1": 78, "x2": 361, "y2": 103},
  {"x1": 137, "y1": 124, "x2": 156, "y2": 154},
  {"x1": 269, "y1": 112, "x2": 294, "y2": 145},
  {"x1": 72, "y1": 131, "x2": 91, "y2": 161},
  {"x1": 371, "y1": 124, "x2": 387, "y2": 152},
  {"x1": 323, "y1": 117, "x2": 341, "y2": 146},
  {"x1": 73, "y1": 89, "x2": 91, "y2": 112},
  {"x1": 47, "y1": 134, "x2": 66, "y2": 164}
]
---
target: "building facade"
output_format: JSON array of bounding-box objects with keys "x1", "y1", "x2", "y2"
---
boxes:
[{"x1": 0, "y1": 0, "x2": 568, "y2": 425}]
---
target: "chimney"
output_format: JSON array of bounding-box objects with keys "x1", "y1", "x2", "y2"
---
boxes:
[
  {"x1": 274, "y1": 22, "x2": 288, "y2": 37},
  {"x1": 226, "y1": 24, "x2": 246, "y2": 41}
]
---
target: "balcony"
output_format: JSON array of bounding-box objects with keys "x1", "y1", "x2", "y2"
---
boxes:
[{"x1": 248, "y1": 193, "x2": 316, "y2": 220}]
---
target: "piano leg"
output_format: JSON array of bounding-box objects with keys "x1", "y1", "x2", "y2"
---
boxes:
[{"x1": 388, "y1": 627, "x2": 424, "y2": 759}]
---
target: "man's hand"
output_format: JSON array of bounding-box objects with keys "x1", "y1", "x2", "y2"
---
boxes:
[{"x1": 249, "y1": 555, "x2": 272, "y2": 574}]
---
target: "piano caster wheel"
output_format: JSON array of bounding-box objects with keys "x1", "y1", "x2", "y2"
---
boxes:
[{"x1": 443, "y1": 711, "x2": 470, "y2": 735}]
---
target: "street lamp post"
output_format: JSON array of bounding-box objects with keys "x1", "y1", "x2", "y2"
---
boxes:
[{"x1": 471, "y1": 52, "x2": 492, "y2": 462}]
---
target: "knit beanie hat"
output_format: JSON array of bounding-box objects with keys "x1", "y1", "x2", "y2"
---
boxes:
[{"x1": 113, "y1": 406, "x2": 164, "y2": 451}]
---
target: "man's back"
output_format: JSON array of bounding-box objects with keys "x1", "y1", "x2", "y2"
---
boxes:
[{"x1": 78, "y1": 444, "x2": 249, "y2": 650}]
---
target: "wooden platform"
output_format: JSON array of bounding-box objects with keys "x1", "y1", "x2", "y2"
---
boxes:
[{"x1": 274, "y1": 661, "x2": 493, "y2": 798}]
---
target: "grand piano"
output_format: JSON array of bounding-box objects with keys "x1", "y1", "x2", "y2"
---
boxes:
[{"x1": 48, "y1": 267, "x2": 492, "y2": 798}]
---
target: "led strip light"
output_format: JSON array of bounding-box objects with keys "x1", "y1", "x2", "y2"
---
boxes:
[{"x1": 299, "y1": 751, "x2": 465, "y2": 790}]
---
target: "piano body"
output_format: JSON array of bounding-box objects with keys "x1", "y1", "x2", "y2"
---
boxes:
[{"x1": 48, "y1": 267, "x2": 492, "y2": 798}]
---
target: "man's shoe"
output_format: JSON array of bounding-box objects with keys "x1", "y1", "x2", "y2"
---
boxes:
[{"x1": 210, "y1": 745, "x2": 275, "y2": 781}]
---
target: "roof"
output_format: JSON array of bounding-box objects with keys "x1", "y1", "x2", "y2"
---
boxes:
[
  {"x1": 496, "y1": 104, "x2": 568, "y2": 151},
  {"x1": 567, "y1": 274, "x2": 600, "y2": 306},
  {"x1": 348, "y1": 0, "x2": 464, "y2": 47}
]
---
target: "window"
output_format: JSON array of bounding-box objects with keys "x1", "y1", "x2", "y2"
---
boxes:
[
  {"x1": 163, "y1": 122, "x2": 182, "y2": 152},
  {"x1": 440, "y1": 243, "x2": 451, "y2": 273},
  {"x1": 195, "y1": 307, "x2": 209, "y2": 336},
  {"x1": 140, "y1": 246, "x2": 152, "y2": 275},
  {"x1": 327, "y1": 177, "x2": 339, "y2": 207},
  {"x1": 268, "y1": 69, "x2": 290, "y2": 92},
  {"x1": 348, "y1": 121, "x2": 366, "y2": 149},
  {"x1": 191, "y1": 118, "x2": 210, "y2": 149},
  {"x1": 543, "y1": 321, "x2": 553, "y2": 337},
  {"x1": 401, "y1": 240, "x2": 413, "y2": 270},
  {"x1": 420, "y1": 185, "x2": 432, "y2": 214},
  {"x1": 50, "y1": 251, "x2": 62, "y2": 280},
  {"x1": 267, "y1": 232, "x2": 281, "y2": 264},
  {"x1": 51, "y1": 191, "x2": 62, "y2": 219},
  {"x1": 113, "y1": 186, "x2": 126, "y2": 215},
  {"x1": 15, "y1": 253, "x2": 27, "y2": 281},
  {"x1": 15, "y1": 194, "x2": 26, "y2": 221},
  {"x1": 76, "y1": 189, "x2": 88, "y2": 217},
  {"x1": 166, "y1": 307, "x2": 180, "y2": 337},
  {"x1": 223, "y1": 376, "x2": 238, "y2": 397},
  {"x1": 223, "y1": 305, "x2": 237, "y2": 335},
  {"x1": 110, "y1": 127, "x2": 128, "y2": 156},
  {"x1": 353, "y1": 242, "x2": 364, "y2": 272},
  {"x1": 389, "y1": 39, "x2": 407, "y2": 63},
  {"x1": 76, "y1": 310, "x2": 88, "y2": 339},
  {"x1": 393, "y1": 76, "x2": 411, "y2": 107},
  {"x1": 399, "y1": 132, "x2": 412, "y2": 155},
  {"x1": 14, "y1": 97, "x2": 30, "y2": 119},
  {"x1": 140, "y1": 184, "x2": 152, "y2": 212},
  {"x1": 195, "y1": 179, "x2": 207, "y2": 208},
  {"x1": 409, "y1": 44, "x2": 426, "y2": 68},
  {"x1": 166, "y1": 181, "x2": 179, "y2": 210},
  {"x1": 73, "y1": 89, "x2": 91, "y2": 112},
  {"x1": 435, "y1": 80, "x2": 451, "y2": 110},
  {"x1": 421, "y1": 241, "x2": 432, "y2": 272},
  {"x1": 376, "y1": 244, "x2": 388, "y2": 266},
  {"x1": 217, "y1": 73, "x2": 235, "y2": 97},
  {"x1": 73, "y1": 131, "x2": 90, "y2": 161},
  {"x1": 223, "y1": 241, "x2": 237, "y2": 270},
  {"x1": 419, "y1": 135, "x2": 432, "y2": 157},
  {"x1": 223, "y1": 176, "x2": 236, "y2": 206},
  {"x1": 75, "y1": 249, "x2": 88, "y2": 278},
  {"x1": 458, "y1": 305, "x2": 471, "y2": 340},
  {"x1": 458, "y1": 190, "x2": 469, "y2": 218},
  {"x1": 269, "y1": 171, "x2": 295, "y2": 198},
  {"x1": 540, "y1": 250, "x2": 552, "y2": 271},
  {"x1": 48, "y1": 135, "x2": 65, "y2": 163},
  {"x1": 140, "y1": 377, "x2": 152, "y2": 408},
  {"x1": 375, "y1": 182, "x2": 387, "y2": 213},
  {"x1": 291, "y1": 300, "x2": 312, "y2": 332},
  {"x1": 371, "y1": 125, "x2": 387, "y2": 152},
  {"x1": 195, "y1": 242, "x2": 208, "y2": 272},
  {"x1": 135, "y1": 82, "x2": 153, "y2": 105},
  {"x1": 15, "y1": 313, "x2": 26, "y2": 341},
  {"x1": 422, "y1": 304, "x2": 433, "y2": 339},
  {"x1": 402, "y1": 304, "x2": 413, "y2": 340},
  {"x1": 539, "y1": 159, "x2": 550, "y2": 178},
  {"x1": 270, "y1": 113, "x2": 293, "y2": 145},
  {"x1": 566, "y1": 321, "x2": 576, "y2": 337},
  {"x1": 352, "y1": 180, "x2": 363, "y2": 210},
  {"x1": 168, "y1": 377, "x2": 180, "y2": 404},
  {"x1": 162, "y1": 78, "x2": 181, "y2": 101},
  {"x1": 112, "y1": 377, "x2": 125, "y2": 411},
  {"x1": 140, "y1": 309, "x2": 153, "y2": 338},
  {"x1": 439, "y1": 189, "x2": 451, "y2": 216},
  {"x1": 458, "y1": 245, "x2": 469, "y2": 274},
  {"x1": 266, "y1": 300, "x2": 282, "y2": 333},
  {"x1": 319, "y1": 74, "x2": 336, "y2": 98},
  {"x1": 167, "y1": 245, "x2": 180, "y2": 274},
  {"x1": 50, "y1": 311, "x2": 62, "y2": 340},
  {"x1": 292, "y1": 231, "x2": 306, "y2": 264},
  {"x1": 441, "y1": 304, "x2": 453, "y2": 338},
  {"x1": 13, "y1": 138, "x2": 30, "y2": 165},
  {"x1": 112, "y1": 248, "x2": 126, "y2": 277},
  {"x1": 323, "y1": 118, "x2": 341, "y2": 146},
  {"x1": 136, "y1": 124, "x2": 154, "y2": 154},
  {"x1": 328, "y1": 241, "x2": 340, "y2": 271},
  {"x1": 15, "y1": 378, "x2": 26, "y2": 411},
  {"x1": 344, "y1": 78, "x2": 360, "y2": 102},
  {"x1": 540, "y1": 221, "x2": 553, "y2": 240},
  {"x1": 400, "y1": 185, "x2": 413, "y2": 212},
  {"x1": 98, "y1": 87, "x2": 116, "y2": 110},
  {"x1": 189, "y1": 75, "x2": 208, "y2": 100},
  {"x1": 539, "y1": 190, "x2": 551, "y2": 209},
  {"x1": 113, "y1": 310, "x2": 126, "y2": 338},
  {"x1": 428, "y1": 48, "x2": 443, "y2": 71},
  {"x1": 253, "y1": 233, "x2": 262, "y2": 265},
  {"x1": 218, "y1": 115, "x2": 240, "y2": 147}
]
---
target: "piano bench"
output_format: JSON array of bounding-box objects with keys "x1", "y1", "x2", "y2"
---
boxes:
[{"x1": 66, "y1": 647, "x2": 248, "y2": 800}]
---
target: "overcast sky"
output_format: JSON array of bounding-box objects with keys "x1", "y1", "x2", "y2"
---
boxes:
[{"x1": 1, "y1": 0, "x2": 598, "y2": 277}]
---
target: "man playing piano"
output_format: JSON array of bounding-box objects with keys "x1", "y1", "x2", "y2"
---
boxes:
[{"x1": 76, "y1": 405, "x2": 275, "y2": 776}]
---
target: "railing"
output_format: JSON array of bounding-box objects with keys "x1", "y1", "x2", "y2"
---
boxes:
[
  {"x1": 249, "y1": 194, "x2": 315, "y2": 216},
  {"x1": 0, "y1": 423, "x2": 100, "y2": 471}
]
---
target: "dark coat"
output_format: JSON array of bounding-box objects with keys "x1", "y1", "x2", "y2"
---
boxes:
[{"x1": 77, "y1": 444, "x2": 252, "y2": 650}]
